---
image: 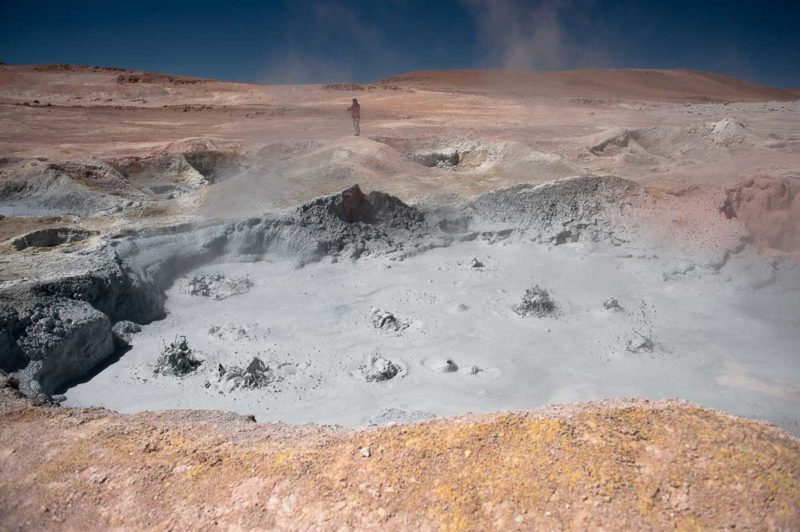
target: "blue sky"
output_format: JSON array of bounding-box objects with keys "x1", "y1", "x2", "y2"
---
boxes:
[{"x1": 1, "y1": 0, "x2": 798, "y2": 87}]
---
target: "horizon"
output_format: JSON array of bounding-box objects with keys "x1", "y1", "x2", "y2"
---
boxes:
[
  {"x1": 1, "y1": 0, "x2": 799, "y2": 88},
  {"x1": 5, "y1": 63, "x2": 799, "y2": 90}
]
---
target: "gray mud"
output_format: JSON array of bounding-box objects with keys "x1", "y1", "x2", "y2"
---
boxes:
[{"x1": 2, "y1": 175, "x2": 797, "y2": 431}]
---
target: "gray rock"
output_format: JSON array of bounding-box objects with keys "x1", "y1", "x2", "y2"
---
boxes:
[
  {"x1": 112, "y1": 320, "x2": 142, "y2": 343},
  {"x1": 9, "y1": 299, "x2": 113, "y2": 395}
]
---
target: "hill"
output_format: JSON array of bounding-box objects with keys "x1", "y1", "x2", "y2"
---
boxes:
[{"x1": 381, "y1": 68, "x2": 799, "y2": 102}]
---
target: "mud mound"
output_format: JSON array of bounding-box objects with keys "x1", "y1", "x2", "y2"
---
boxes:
[
  {"x1": 374, "y1": 135, "x2": 581, "y2": 179},
  {"x1": 254, "y1": 140, "x2": 325, "y2": 161},
  {"x1": 468, "y1": 175, "x2": 638, "y2": 244},
  {"x1": 588, "y1": 119, "x2": 756, "y2": 164},
  {"x1": 218, "y1": 357, "x2": 273, "y2": 391},
  {"x1": 162, "y1": 137, "x2": 241, "y2": 154},
  {"x1": 702, "y1": 117, "x2": 748, "y2": 147},
  {"x1": 0, "y1": 151, "x2": 237, "y2": 217},
  {"x1": 208, "y1": 322, "x2": 266, "y2": 342},
  {"x1": 112, "y1": 153, "x2": 206, "y2": 185},
  {"x1": 11, "y1": 227, "x2": 97, "y2": 250},
  {"x1": 110, "y1": 152, "x2": 232, "y2": 199},
  {"x1": 183, "y1": 274, "x2": 253, "y2": 300},
  {"x1": 155, "y1": 336, "x2": 201, "y2": 376},
  {"x1": 355, "y1": 353, "x2": 404, "y2": 382},
  {"x1": 626, "y1": 332, "x2": 658, "y2": 354},
  {"x1": 589, "y1": 128, "x2": 659, "y2": 157},
  {"x1": 513, "y1": 286, "x2": 558, "y2": 317},
  {"x1": 292, "y1": 184, "x2": 428, "y2": 260},
  {"x1": 603, "y1": 298, "x2": 624, "y2": 311},
  {"x1": 721, "y1": 176, "x2": 800, "y2": 252},
  {"x1": 370, "y1": 308, "x2": 409, "y2": 332},
  {"x1": 183, "y1": 151, "x2": 244, "y2": 182},
  {"x1": 0, "y1": 159, "x2": 146, "y2": 216},
  {"x1": 0, "y1": 150, "x2": 243, "y2": 214},
  {"x1": 47, "y1": 159, "x2": 132, "y2": 192}
]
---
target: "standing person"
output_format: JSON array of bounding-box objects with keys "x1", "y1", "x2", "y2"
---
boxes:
[{"x1": 347, "y1": 98, "x2": 361, "y2": 136}]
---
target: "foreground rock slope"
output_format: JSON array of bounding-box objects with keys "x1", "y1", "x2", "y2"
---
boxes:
[{"x1": 0, "y1": 379, "x2": 797, "y2": 530}]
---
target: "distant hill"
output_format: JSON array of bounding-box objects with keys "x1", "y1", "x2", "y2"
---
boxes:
[
  {"x1": 2, "y1": 64, "x2": 796, "y2": 104},
  {"x1": 379, "y1": 68, "x2": 798, "y2": 102}
]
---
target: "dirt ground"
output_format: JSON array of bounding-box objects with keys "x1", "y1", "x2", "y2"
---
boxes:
[{"x1": 1, "y1": 377, "x2": 798, "y2": 530}]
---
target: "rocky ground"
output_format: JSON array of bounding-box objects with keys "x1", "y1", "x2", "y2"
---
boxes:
[{"x1": 1, "y1": 376, "x2": 799, "y2": 530}]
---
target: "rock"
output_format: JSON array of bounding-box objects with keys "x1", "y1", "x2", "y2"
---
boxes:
[
  {"x1": 112, "y1": 320, "x2": 142, "y2": 343},
  {"x1": 360, "y1": 446, "x2": 371, "y2": 458},
  {"x1": 470, "y1": 257, "x2": 484, "y2": 268},
  {"x1": 9, "y1": 300, "x2": 114, "y2": 395},
  {"x1": 603, "y1": 298, "x2": 623, "y2": 311}
]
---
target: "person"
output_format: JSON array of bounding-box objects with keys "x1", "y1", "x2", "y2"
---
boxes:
[{"x1": 347, "y1": 98, "x2": 361, "y2": 136}]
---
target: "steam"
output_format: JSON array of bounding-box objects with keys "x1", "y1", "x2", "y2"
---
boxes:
[
  {"x1": 259, "y1": 2, "x2": 389, "y2": 84},
  {"x1": 464, "y1": 0, "x2": 610, "y2": 70}
]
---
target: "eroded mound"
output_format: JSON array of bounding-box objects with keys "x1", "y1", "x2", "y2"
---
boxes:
[
  {"x1": 721, "y1": 176, "x2": 800, "y2": 252},
  {"x1": 155, "y1": 336, "x2": 202, "y2": 376}
]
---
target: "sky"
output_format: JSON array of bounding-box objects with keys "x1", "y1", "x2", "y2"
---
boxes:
[{"x1": 1, "y1": 0, "x2": 798, "y2": 87}]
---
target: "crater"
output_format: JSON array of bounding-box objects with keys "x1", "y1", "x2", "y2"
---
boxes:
[{"x1": 12, "y1": 227, "x2": 98, "y2": 250}]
